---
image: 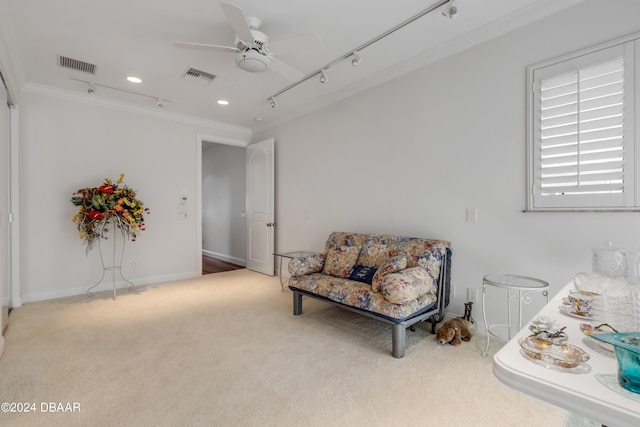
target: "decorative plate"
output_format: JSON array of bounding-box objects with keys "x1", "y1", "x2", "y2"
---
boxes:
[{"x1": 518, "y1": 336, "x2": 590, "y2": 369}]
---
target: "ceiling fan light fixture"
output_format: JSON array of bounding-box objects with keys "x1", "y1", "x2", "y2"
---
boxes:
[{"x1": 236, "y1": 50, "x2": 270, "y2": 73}]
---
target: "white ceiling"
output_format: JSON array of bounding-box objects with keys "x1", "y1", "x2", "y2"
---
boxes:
[{"x1": 0, "y1": 0, "x2": 584, "y2": 131}]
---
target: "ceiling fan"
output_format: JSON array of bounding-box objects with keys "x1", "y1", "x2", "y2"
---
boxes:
[{"x1": 175, "y1": 2, "x2": 320, "y2": 82}]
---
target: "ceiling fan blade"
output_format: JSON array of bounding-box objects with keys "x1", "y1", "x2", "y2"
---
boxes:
[
  {"x1": 174, "y1": 41, "x2": 239, "y2": 53},
  {"x1": 269, "y1": 57, "x2": 304, "y2": 82},
  {"x1": 220, "y1": 2, "x2": 254, "y2": 45},
  {"x1": 268, "y1": 33, "x2": 321, "y2": 55}
]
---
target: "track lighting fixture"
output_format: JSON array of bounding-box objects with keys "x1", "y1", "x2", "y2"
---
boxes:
[
  {"x1": 319, "y1": 69, "x2": 328, "y2": 84},
  {"x1": 269, "y1": 97, "x2": 277, "y2": 108},
  {"x1": 267, "y1": 0, "x2": 450, "y2": 104},
  {"x1": 351, "y1": 51, "x2": 361, "y2": 67},
  {"x1": 442, "y1": 1, "x2": 458, "y2": 19},
  {"x1": 70, "y1": 77, "x2": 176, "y2": 108}
]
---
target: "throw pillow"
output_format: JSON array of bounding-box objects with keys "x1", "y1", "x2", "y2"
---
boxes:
[
  {"x1": 380, "y1": 267, "x2": 435, "y2": 305},
  {"x1": 322, "y1": 246, "x2": 362, "y2": 278},
  {"x1": 371, "y1": 255, "x2": 407, "y2": 292},
  {"x1": 348, "y1": 265, "x2": 377, "y2": 284},
  {"x1": 288, "y1": 255, "x2": 325, "y2": 277}
]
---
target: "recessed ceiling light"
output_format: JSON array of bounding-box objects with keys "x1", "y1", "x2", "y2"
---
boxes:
[
  {"x1": 217, "y1": 99, "x2": 229, "y2": 106},
  {"x1": 127, "y1": 76, "x2": 142, "y2": 83}
]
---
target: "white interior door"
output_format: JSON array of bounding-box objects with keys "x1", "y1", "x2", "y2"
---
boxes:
[{"x1": 246, "y1": 138, "x2": 274, "y2": 275}]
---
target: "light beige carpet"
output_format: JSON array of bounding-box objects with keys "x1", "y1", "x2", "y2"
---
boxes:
[{"x1": 0, "y1": 270, "x2": 573, "y2": 426}]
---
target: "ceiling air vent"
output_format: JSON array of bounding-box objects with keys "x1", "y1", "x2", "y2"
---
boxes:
[
  {"x1": 58, "y1": 55, "x2": 97, "y2": 74},
  {"x1": 183, "y1": 68, "x2": 216, "y2": 85}
]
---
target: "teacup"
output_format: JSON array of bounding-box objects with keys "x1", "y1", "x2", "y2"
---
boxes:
[{"x1": 568, "y1": 290, "x2": 599, "y2": 315}]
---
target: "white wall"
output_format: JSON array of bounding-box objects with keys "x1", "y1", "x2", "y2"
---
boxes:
[
  {"x1": 255, "y1": 0, "x2": 640, "y2": 331},
  {"x1": 202, "y1": 142, "x2": 246, "y2": 265},
  {"x1": 18, "y1": 91, "x2": 248, "y2": 302}
]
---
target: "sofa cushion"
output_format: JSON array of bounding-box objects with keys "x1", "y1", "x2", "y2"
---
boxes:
[
  {"x1": 323, "y1": 232, "x2": 368, "y2": 252},
  {"x1": 380, "y1": 267, "x2": 435, "y2": 305},
  {"x1": 371, "y1": 255, "x2": 407, "y2": 292},
  {"x1": 322, "y1": 245, "x2": 361, "y2": 278},
  {"x1": 348, "y1": 265, "x2": 377, "y2": 284},
  {"x1": 288, "y1": 273, "x2": 437, "y2": 321},
  {"x1": 288, "y1": 254, "x2": 325, "y2": 277}
]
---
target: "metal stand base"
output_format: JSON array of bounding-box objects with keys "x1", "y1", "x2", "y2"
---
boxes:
[{"x1": 87, "y1": 221, "x2": 134, "y2": 300}]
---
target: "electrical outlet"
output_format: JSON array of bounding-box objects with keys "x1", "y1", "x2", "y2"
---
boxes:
[{"x1": 467, "y1": 288, "x2": 478, "y2": 303}]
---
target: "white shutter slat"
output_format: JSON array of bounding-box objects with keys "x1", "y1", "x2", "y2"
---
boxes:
[
  {"x1": 542, "y1": 113, "x2": 577, "y2": 129},
  {"x1": 541, "y1": 73, "x2": 576, "y2": 90},
  {"x1": 541, "y1": 143, "x2": 576, "y2": 158},
  {"x1": 580, "y1": 81, "x2": 624, "y2": 102},
  {"x1": 579, "y1": 127, "x2": 624, "y2": 142},
  {"x1": 580, "y1": 103, "x2": 623, "y2": 122},
  {"x1": 542, "y1": 134, "x2": 577, "y2": 147},
  {"x1": 542, "y1": 103, "x2": 578, "y2": 119},
  {"x1": 580, "y1": 58, "x2": 624, "y2": 79},
  {"x1": 580, "y1": 116, "x2": 623, "y2": 133},
  {"x1": 580, "y1": 93, "x2": 624, "y2": 113},
  {"x1": 543, "y1": 84, "x2": 576, "y2": 100},
  {"x1": 580, "y1": 70, "x2": 623, "y2": 90}
]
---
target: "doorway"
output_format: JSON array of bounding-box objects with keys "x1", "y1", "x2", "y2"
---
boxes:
[{"x1": 201, "y1": 141, "x2": 247, "y2": 274}]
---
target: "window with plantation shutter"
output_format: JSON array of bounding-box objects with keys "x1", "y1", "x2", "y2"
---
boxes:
[{"x1": 527, "y1": 37, "x2": 638, "y2": 211}]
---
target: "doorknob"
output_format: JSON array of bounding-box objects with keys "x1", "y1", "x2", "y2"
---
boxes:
[{"x1": 267, "y1": 222, "x2": 276, "y2": 227}]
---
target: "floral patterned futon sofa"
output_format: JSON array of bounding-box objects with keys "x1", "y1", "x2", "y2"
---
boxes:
[{"x1": 287, "y1": 232, "x2": 452, "y2": 358}]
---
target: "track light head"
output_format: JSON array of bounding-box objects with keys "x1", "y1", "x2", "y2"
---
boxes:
[
  {"x1": 269, "y1": 97, "x2": 277, "y2": 108},
  {"x1": 351, "y1": 51, "x2": 361, "y2": 67},
  {"x1": 155, "y1": 99, "x2": 164, "y2": 109},
  {"x1": 442, "y1": 1, "x2": 458, "y2": 19},
  {"x1": 319, "y1": 69, "x2": 328, "y2": 84},
  {"x1": 87, "y1": 83, "x2": 96, "y2": 95}
]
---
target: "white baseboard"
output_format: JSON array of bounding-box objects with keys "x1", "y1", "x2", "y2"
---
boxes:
[
  {"x1": 202, "y1": 250, "x2": 246, "y2": 266},
  {"x1": 21, "y1": 271, "x2": 200, "y2": 303}
]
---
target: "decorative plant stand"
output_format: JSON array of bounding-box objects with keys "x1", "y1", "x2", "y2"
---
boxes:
[{"x1": 87, "y1": 220, "x2": 134, "y2": 300}]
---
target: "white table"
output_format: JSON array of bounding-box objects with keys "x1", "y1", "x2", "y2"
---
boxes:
[
  {"x1": 482, "y1": 274, "x2": 549, "y2": 356},
  {"x1": 493, "y1": 281, "x2": 640, "y2": 427}
]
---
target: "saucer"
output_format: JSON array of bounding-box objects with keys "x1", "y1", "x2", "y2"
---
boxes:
[
  {"x1": 579, "y1": 323, "x2": 616, "y2": 352},
  {"x1": 559, "y1": 304, "x2": 591, "y2": 319}
]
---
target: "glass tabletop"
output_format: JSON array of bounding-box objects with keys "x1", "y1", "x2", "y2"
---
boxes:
[
  {"x1": 483, "y1": 274, "x2": 549, "y2": 290},
  {"x1": 273, "y1": 250, "x2": 317, "y2": 259}
]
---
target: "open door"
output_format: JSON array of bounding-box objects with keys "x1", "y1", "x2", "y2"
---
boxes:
[
  {"x1": 246, "y1": 138, "x2": 274, "y2": 275},
  {"x1": 1, "y1": 81, "x2": 9, "y2": 335}
]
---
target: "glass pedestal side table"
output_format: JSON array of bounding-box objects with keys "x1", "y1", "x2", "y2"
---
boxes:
[
  {"x1": 273, "y1": 251, "x2": 318, "y2": 291},
  {"x1": 481, "y1": 274, "x2": 549, "y2": 356}
]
